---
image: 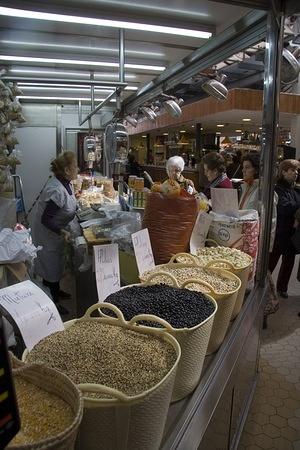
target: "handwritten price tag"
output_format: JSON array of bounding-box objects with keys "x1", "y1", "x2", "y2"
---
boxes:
[
  {"x1": 94, "y1": 244, "x2": 120, "y2": 301},
  {"x1": 190, "y1": 211, "x2": 213, "y2": 254},
  {"x1": 132, "y1": 228, "x2": 155, "y2": 275},
  {"x1": 0, "y1": 280, "x2": 64, "y2": 350}
]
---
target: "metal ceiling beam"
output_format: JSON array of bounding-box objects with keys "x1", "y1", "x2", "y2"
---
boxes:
[
  {"x1": 2, "y1": 76, "x2": 128, "y2": 88},
  {"x1": 124, "y1": 10, "x2": 267, "y2": 113},
  {"x1": 208, "y1": 0, "x2": 269, "y2": 9}
]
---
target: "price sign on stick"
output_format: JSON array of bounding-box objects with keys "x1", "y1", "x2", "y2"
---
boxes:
[
  {"x1": 94, "y1": 244, "x2": 120, "y2": 301},
  {"x1": 190, "y1": 211, "x2": 213, "y2": 254},
  {"x1": 132, "y1": 228, "x2": 155, "y2": 275},
  {"x1": 0, "y1": 280, "x2": 64, "y2": 350}
]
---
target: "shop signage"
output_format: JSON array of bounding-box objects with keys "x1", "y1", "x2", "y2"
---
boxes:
[
  {"x1": 0, "y1": 280, "x2": 64, "y2": 350},
  {"x1": 132, "y1": 228, "x2": 155, "y2": 275},
  {"x1": 94, "y1": 243, "x2": 120, "y2": 301},
  {"x1": 190, "y1": 211, "x2": 213, "y2": 254},
  {"x1": 211, "y1": 188, "x2": 239, "y2": 217}
]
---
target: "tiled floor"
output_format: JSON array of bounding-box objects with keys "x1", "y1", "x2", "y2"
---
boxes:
[{"x1": 238, "y1": 256, "x2": 300, "y2": 450}]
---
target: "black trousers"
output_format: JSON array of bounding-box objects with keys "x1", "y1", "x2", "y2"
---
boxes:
[
  {"x1": 269, "y1": 247, "x2": 296, "y2": 293},
  {"x1": 43, "y1": 279, "x2": 60, "y2": 303}
]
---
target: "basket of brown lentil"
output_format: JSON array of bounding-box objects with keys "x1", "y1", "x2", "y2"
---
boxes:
[
  {"x1": 195, "y1": 247, "x2": 252, "y2": 320},
  {"x1": 103, "y1": 281, "x2": 218, "y2": 401},
  {"x1": 23, "y1": 303, "x2": 181, "y2": 450},
  {"x1": 7, "y1": 362, "x2": 83, "y2": 450},
  {"x1": 140, "y1": 263, "x2": 241, "y2": 354}
]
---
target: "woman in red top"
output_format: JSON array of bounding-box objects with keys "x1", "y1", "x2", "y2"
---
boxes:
[{"x1": 202, "y1": 152, "x2": 233, "y2": 199}]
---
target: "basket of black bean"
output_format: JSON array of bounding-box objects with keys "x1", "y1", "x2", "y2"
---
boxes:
[
  {"x1": 140, "y1": 263, "x2": 241, "y2": 354},
  {"x1": 104, "y1": 280, "x2": 218, "y2": 401},
  {"x1": 23, "y1": 303, "x2": 181, "y2": 450}
]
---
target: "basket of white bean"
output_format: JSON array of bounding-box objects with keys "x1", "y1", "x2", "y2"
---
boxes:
[
  {"x1": 194, "y1": 247, "x2": 252, "y2": 319},
  {"x1": 140, "y1": 262, "x2": 241, "y2": 354},
  {"x1": 22, "y1": 303, "x2": 181, "y2": 450}
]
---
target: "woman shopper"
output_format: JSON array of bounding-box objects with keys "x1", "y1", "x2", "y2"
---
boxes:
[
  {"x1": 32, "y1": 151, "x2": 79, "y2": 314},
  {"x1": 269, "y1": 159, "x2": 300, "y2": 298},
  {"x1": 239, "y1": 152, "x2": 279, "y2": 327},
  {"x1": 202, "y1": 152, "x2": 233, "y2": 199}
]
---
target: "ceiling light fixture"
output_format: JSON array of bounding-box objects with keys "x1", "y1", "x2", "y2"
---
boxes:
[
  {"x1": 0, "y1": 7, "x2": 212, "y2": 39},
  {"x1": 0, "y1": 55, "x2": 165, "y2": 71},
  {"x1": 201, "y1": 73, "x2": 228, "y2": 100},
  {"x1": 235, "y1": 129, "x2": 242, "y2": 132},
  {"x1": 160, "y1": 94, "x2": 183, "y2": 118},
  {"x1": 242, "y1": 118, "x2": 251, "y2": 122},
  {"x1": 217, "y1": 124, "x2": 225, "y2": 127},
  {"x1": 18, "y1": 83, "x2": 138, "y2": 91},
  {"x1": 10, "y1": 69, "x2": 137, "y2": 79},
  {"x1": 0, "y1": 40, "x2": 165, "y2": 57},
  {"x1": 142, "y1": 135, "x2": 147, "y2": 138},
  {"x1": 17, "y1": 96, "x2": 116, "y2": 102},
  {"x1": 179, "y1": 130, "x2": 186, "y2": 133},
  {"x1": 124, "y1": 114, "x2": 138, "y2": 127}
]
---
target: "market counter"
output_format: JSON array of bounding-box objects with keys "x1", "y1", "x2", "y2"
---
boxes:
[{"x1": 142, "y1": 165, "x2": 200, "y2": 191}]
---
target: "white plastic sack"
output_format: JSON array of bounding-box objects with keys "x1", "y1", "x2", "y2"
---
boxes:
[
  {"x1": 208, "y1": 210, "x2": 260, "y2": 280},
  {"x1": 0, "y1": 228, "x2": 41, "y2": 263}
]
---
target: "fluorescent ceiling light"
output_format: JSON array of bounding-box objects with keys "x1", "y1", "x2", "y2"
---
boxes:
[
  {"x1": 19, "y1": 83, "x2": 138, "y2": 91},
  {"x1": 242, "y1": 118, "x2": 251, "y2": 122},
  {"x1": 142, "y1": 135, "x2": 147, "y2": 138},
  {"x1": 163, "y1": 133, "x2": 168, "y2": 135},
  {"x1": 10, "y1": 68, "x2": 137, "y2": 79},
  {"x1": 217, "y1": 124, "x2": 225, "y2": 127},
  {"x1": 0, "y1": 40, "x2": 165, "y2": 57},
  {"x1": 0, "y1": 55, "x2": 165, "y2": 71},
  {"x1": 0, "y1": 7, "x2": 212, "y2": 39},
  {"x1": 235, "y1": 129, "x2": 242, "y2": 132},
  {"x1": 18, "y1": 95, "x2": 116, "y2": 102},
  {"x1": 179, "y1": 130, "x2": 186, "y2": 133}
]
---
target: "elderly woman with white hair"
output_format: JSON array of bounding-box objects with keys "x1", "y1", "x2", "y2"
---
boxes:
[{"x1": 166, "y1": 156, "x2": 196, "y2": 194}]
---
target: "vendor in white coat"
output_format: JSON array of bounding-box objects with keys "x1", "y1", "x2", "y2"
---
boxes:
[{"x1": 32, "y1": 151, "x2": 78, "y2": 314}]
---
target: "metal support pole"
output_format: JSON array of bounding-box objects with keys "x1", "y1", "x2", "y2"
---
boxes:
[
  {"x1": 119, "y1": 29, "x2": 125, "y2": 84},
  {"x1": 79, "y1": 90, "x2": 117, "y2": 126},
  {"x1": 257, "y1": 1, "x2": 284, "y2": 283},
  {"x1": 78, "y1": 100, "x2": 82, "y2": 126},
  {"x1": 89, "y1": 72, "x2": 95, "y2": 130}
]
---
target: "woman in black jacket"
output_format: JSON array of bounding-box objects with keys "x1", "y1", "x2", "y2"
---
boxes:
[{"x1": 269, "y1": 159, "x2": 300, "y2": 298}]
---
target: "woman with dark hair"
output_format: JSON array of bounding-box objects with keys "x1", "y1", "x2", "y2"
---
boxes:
[
  {"x1": 32, "y1": 151, "x2": 79, "y2": 314},
  {"x1": 239, "y1": 152, "x2": 261, "y2": 210},
  {"x1": 239, "y1": 151, "x2": 279, "y2": 327},
  {"x1": 202, "y1": 152, "x2": 233, "y2": 199},
  {"x1": 269, "y1": 159, "x2": 300, "y2": 298}
]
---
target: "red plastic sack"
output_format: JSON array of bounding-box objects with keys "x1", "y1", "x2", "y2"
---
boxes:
[{"x1": 142, "y1": 192, "x2": 198, "y2": 265}]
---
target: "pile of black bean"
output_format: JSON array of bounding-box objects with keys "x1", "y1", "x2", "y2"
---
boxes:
[{"x1": 105, "y1": 284, "x2": 215, "y2": 329}]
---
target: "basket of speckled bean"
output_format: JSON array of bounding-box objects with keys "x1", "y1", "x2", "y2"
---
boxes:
[
  {"x1": 103, "y1": 274, "x2": 218, "y2": 401},
  {"x1": 22, "y1": 303, "x2": 181, "y2": 450}
]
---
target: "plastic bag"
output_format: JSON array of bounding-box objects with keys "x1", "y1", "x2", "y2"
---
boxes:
[
  {"x1": 208, "y1": 209, "x2": 260, "y2": 280},
  {"x1": 107, "y1": 212, "x2": 142, "y2": 254},
  {"x1": 143, "y1": 192, "x2": 198, "y2": 264},
  {"x1": 0, "y1": 197, "x2": 16, "y2": 229},
  {"x1": 0, "y1": 228, "x2": 41, "y2": 263}
]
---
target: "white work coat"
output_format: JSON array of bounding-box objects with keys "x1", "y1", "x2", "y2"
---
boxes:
[{"x1": 32, "y1": 177, "x2": 77, "y2": 282}]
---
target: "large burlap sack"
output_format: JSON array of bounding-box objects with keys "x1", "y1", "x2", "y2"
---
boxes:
[
  {"x1": 142, "y1": 192, "x2": 198, "y2": 265},
  {"x1": 207, "y1": 210, "x2": 259, "y2": 281}
]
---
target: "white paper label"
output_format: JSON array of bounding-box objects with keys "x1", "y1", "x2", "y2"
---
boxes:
[
  {"x1": 0, "y1": 280, "x2": 64, "y2": 350},
  {"x1": 132, "y1": 228, "x2": 155, "y2": 275},
  {"x1": 211, "y1": 188, "x2": 239, "y2": 218},
  {"x1": 94, "y1": 244, "x2": 120, "y2": 301},
  {"x1": 190, "y1": 211, "x2": 213, "y2": 254}
]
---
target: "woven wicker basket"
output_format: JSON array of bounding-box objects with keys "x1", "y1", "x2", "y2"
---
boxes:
[
  {"x1": 23, "y1": 303, "x2": 180, "y2": 450},
  {"x1": 7, "y1": 359, "x2": 83, "y2": 450},
  {"x1": 102, "y1": 273, "x2": 217, "y2": 402},
  {"x1": 140, "y1": 262, "x2": 241, "y2": 354},
  {"x1": 170, "y1": 251, "x2": 251, "y2": 321}
]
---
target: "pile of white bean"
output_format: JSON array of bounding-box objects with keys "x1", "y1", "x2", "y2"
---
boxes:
[{"x1": 195, "y1": 247, "x2": 252, "y2": 270}]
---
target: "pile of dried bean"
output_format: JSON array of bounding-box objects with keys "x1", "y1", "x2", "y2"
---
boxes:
[
  {"x1": 9, "y1": 377, "x2": 73, "y2": 445},
  {"x1": 196, "y1": 247, "x2": 252, "y2": 269},
  {"x1": 105, "y1": 285, "x2": 215, "y2": 329},
  {"x1": 141, "y1": 266, "x2": 239, "y2": 293},
  {"x1": 27, "y1": 321, "x2": 177, "y2": 398}
]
